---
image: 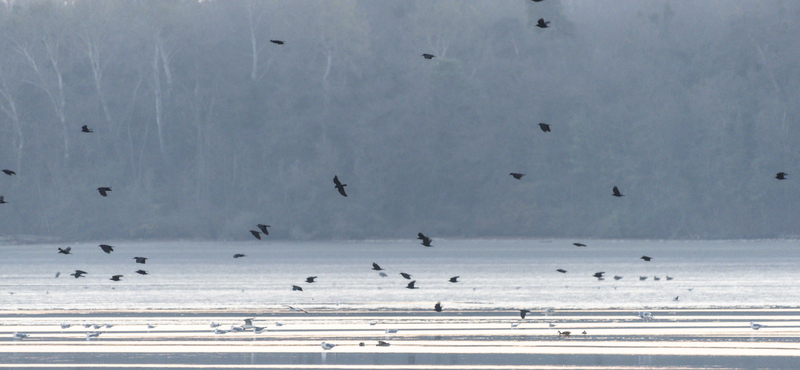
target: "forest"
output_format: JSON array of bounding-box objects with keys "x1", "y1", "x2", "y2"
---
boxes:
[{"x1": 0, "y1": 0, "x2": 798, "y2": 242}]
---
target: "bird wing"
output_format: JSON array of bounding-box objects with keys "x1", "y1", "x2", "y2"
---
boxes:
[
  {"x1": 337, "y1": 187, "x2": 347, "y2": 197},
  {"x1": 373, "y1": 263, "x2": 381, "y2": 269},
  {"x1": 333, "y1": 176, "x2": 341, "y2": 186}
]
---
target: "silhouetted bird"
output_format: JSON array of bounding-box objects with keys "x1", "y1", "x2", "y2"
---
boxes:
[
  {"x1": 449, "y1": 276, "x2": 459, "y2": 283},
  {"x1": 70, "y1": 270, "x2": 87, "y2": 278},
  {"x1": 612, "y1": 186, "x2": 624, "y2": 197},
  {"x1": 250, "y1": 230, "x2": 261, "y2": 240},
  {"x1": 673, "y1": 296, "x2": 679, "y2": 301},
  {"x1": 536, "y1": 18, "x2": 550, "y2": 28},
  {"x1": 270, "y1": 40, "x2": 284, "y2": 45},
  {"x1": 136, "y1": 270, "x2": 148, "y2": 275},
  {"x1": 573, "y1": 243, "x2": 587, "y2": 247},
  {"x1": 81, "y1": 125, "x2": 93, "y2": 133},
  {"x1": 372, "y1": 262, "x2": 384, "y2": 271},
  {"x1": 2, "y1": 170, "x2": 14, "y2": 176},
  {"x1": 333, "y1": 175, "x2": 347, "y2": 197},
  {"x1": 641, "y1": 255, "x2": 652, "y2": 261},
  {"x1": 520, "y1": 309, "x2": 530, "y2": 319},
  {"x1": 666, "y1": 276, "x2": 673, "y2": 281},
  {"x1": 58, "y1": 247, "x2": 72, "y2": 255},
  {"x1": 257, "y1": 224, "x2": 271, "y2": 235},
  {"x1": 400, "y1": 272, "x2": 412, "y2": 279},
  {"x1": 233, "y1": 254, "x2": 246, "y2": 258},
  {"x1": 422, "y1": 53, "x2": 435, "y2": 59},
  {"x1": 593, "y1": 272, "x2": 605, "y2": 279},
  {"x1": 639, "y1": 276, "x2": 647, "y2": 281},
  {"x1": 377, "y1": 340, "x2": 390, "y2": 347},
  {"x1": 614, "y1": 275, "x2": 623, "y2": 280},
  {"x1": 510, "y1": 173, "x2": 525, "y2": 180},
  {"x1": 418, "y1": 232, "x2": 433, "y2": 247},
  {"x1": 110, "y1": 275, "x2": 123, "y2": 281},
  {"x1": 538, "y1": 123, "x2": 551, "y2": 132},
  {"x1": 434, "y1": 302, "x2": 443, "y2": 312},
  {"x1": 776, "y1": 172, "x2": 788, "y2": 180},
  {"x1": 557, "y1": 330, "x2": 571, "y2": 337},
  {"x1": 556, "y1": 269, "x2": 567, "y2": 273},
  {"x1": 0, "y1": 195, "x2": 8, "y2": 204},
  {"x1": 306, "y1": 276, "x2": 317, "y2": 283},
  {"x1": 133, "y1": 257, "x2": 147, "y2": 264},
  {"x1": 99, "y1": 244, "x2": 114, "y2": 254},
  {"x1": 406, "y1": 280, "x2": 418, "y2": 289},
  {"x1": 292, "y1": 285, "x2": 303, "y2": 291},
  {"x1": 97, "y1": 187, "x2": 112, "y2": 197},
  {"x1": 653, "y1": 276, "x2": 660, "y2": 281}
]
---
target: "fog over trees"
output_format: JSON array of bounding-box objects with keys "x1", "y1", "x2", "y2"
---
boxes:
[{"x1": 0, "y1": 0, "x2": 798, "y2": 241}]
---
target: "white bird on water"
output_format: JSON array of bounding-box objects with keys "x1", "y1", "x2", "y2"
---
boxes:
[
  {"x1": 385, "y1": 329, "x2": 398, "y2": 334},
  {"x1": 321, "y1": 342, "x2": 336, "y2": 350},
  {"x1": 60, "y1": 323, "x2": 71, "y2": 329},
  {"x1": 210, "y1": 322, "x2": 221, "y2": 328},
  {"x1": 750, "y1": 321, "x2": 764, "y2": 330},
  {"x1": 86, "y1": 332, "x2": 101, "y2": 340}
]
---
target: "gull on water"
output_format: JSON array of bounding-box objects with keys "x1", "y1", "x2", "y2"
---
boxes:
[
  {"x1": 61, "y1": 323, "x2": 71, "y2": 329},
  {"x1": 385, "y1": 329, "x2": 398, "y2": 334},
  {"x1": 12, "y1": 332, "x2": 28, "y2": 340},
  {"x1": 86, "y1": 332, "x2": 101, "y2": 340},
  {"x1": 321, "y1": 342, "x2": 336, "y2": 350},
  {"x1": 210, "y1": 322, "x2": 221, "y2": 328},
  {"x1": 750, "y1": 321, "x2": 765, "y2": 330}
]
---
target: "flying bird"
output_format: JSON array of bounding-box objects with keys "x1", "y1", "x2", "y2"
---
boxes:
[
  {"x1": 109, "y1": 275, "x2": 123, "y2": 281},
  {"x1": 612, "y1": 186, "x2": 624, "y2": 197},
  {"x1": 536, "y1": 18, "x2": 550, "y2": 28},
  {"x1": 434, "y1": 302, "x2": 443, "y2": 312},
  {"x1": 321, "y1": 342, "x2": 336, "y2": 350},
  {"x1": 422, "y1": 53, "x2": 435, "y2": 59},
  {"x1": 573, "y1": 243, "x2": 587, "y2": 247},
  {"x1": 135, "y1": 270, "x2": 148, "y2": 275},
  {"x1": 509, "y1": 173, "x2": 525, "y2": 180},
  {"x1": 333, "y1": 176, "x2": 347, "y2": 197},
  {"x1": 776, "y1": 172, "x2": 788, "y2": 180},
  {"x1": 270, "y1": 40, "x2": 284, "y2": 45},
  {"x1": 556, "y1": 269, "x2": 567, "y2": 273},
  {"x1": 292, "y1": 285, "x2": 303, "y2": 291},
  {"x1": 99, "y1": 244, "x2": 114, "y2": 254},
  {"x1": 520, "y1": 309, "x2": 531, "y2": 319},
  {"x1": 0, "y1": 195, "x2": 7, "y2": 204},
  {"x1": 233, "y1": 254, "x2": 246, "y2": 258},
  {"x1": 372, "y1": 262, "x2": 384, "y2": 271},
  {"x1": 58, "y1": 247, "x2": 72, "y2": 255},
  {"x1": 538, "y1": 123, "x2": 551, "y2": 132},
  {"x1": 306, "y1": 276, "x2": 317, "y2": 283},
  {"x1": 133, "y1": 257, "x2": 147, "y2": 264},
  {"x1": 418, "y1": 232, "x2": 433, "y2": 247},
  {"x1": 250, "y1": 230, "x2": 261, "y2": 240},
  {"x1": 406, "y1": 280, "x2": 418, "y2": 289},
  {"x1": 70, "y1": 270, "x2": 87, "y2": 278},
  {"x1": 641, "y1": 255, "x2": 652, "y2": 261},
  {"x1": 257, "y1": 224, "x2": 271, "y2": 235},
  {"x1": 285, "y1": 305, "x2": 309, "y2": 313},
  {"x1": 2, "y1": 169, "x2": 14, "y2": 175},
  {"x1": 97, "y1": 187, "x2": 112, "y2": 197},
  {"x1": 81, "y1": 125, "x2": 93, "y2": 133},
  {"x1": 400, "y1": 272, "x2": 412, "y2": 280},
  {"x1": 449, "y1": 276, "x2": 459, "y2": 283}
]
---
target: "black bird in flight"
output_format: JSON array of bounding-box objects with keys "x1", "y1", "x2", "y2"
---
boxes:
[
  {"x1": 110, "y1": 275, "x2": 123, "y2": 281},
  {"x1": 306, "y1": 276, "x2": 317, "y2": 283},
  {"x1": 593, "y1": 272, "x2": 605, "y2": 279},
  {"x1": 81, "y1": 125, "x2": 93, "y2": 133},
  {"x1": 509, "y1": 173, "x2": 525, "y2": 180},
  {"x1": 422, "y1": 53, "x2": 435, "y2": 59},
  {"x1": 406, "y1": 280, "x2": 418, "y2": 289},
  {"x1": 556, "y1": 269, "x2": 567, "y2": 273},
  {"x1": 776, "y1": 172, "x2": 788, "y2": 180},
  {"x1": 536, "y1": 18, "x2": 550, "y2": 28},
  {"x1": 233, "y1": 254, "x2": 246, "y2": 258},
  {"x1": 58, "y1": 247, "x2": 72, "y2": 255},
  {"x1": 0, "y1": 195, "x2": 6, "y2": 204},
  {"x1": 250, "y1": 230, "x2": 261, "y2": 240},
  {"x1": 372, "y1": 262, "x2": 384, "y2": 271},
  {"x1": 434, "y1": 302, "x2": 443, "y2": 312},
  {"x1": 520, "y1": 309, "x2": 530, "y2": 319},
  {"x1": 640, "y1": 255, "x2": 652, "y2": 261},
  {"x1": 612, "y1": 186, "x2": 624, "y2": 197},
  {"x1": 538, "y1": 123, "x2": 551, "y2": 132},
  {"x1": 270, "y1": 40, "x2": 284, "y2": 45},
  {"x1": 2, "y1": 169, "x2": 14, "y2": 175},
  {"x1": 70, "y1": 270, "x2": 87, "y2": 278},
  {"x1": 449, "y1": 276, "x2": 459, "y2": 283},
  {"x1": 400, "y1": 272, "x2": 412, "y2": 280},
  {"x1": 333, "y1": 176, "x2": 347, "y2": 197},
  {"x1": 97, "y1": 187, "x2": 112, "y2": 197},
  {"x1": 136, "y1": 270, "x2": 148, "y2": 275},
  {"x1": 573, "y1": 243, "x2": 587, "y2": 247},
  {"x1": 257, "y1": 224, "x2": 271, "y2": 235},
  {"x1": 133, "y1": 257, "x2": 147, "y2": 264},
  {"x1": 418, "y1": 232, "x2": 433, "y2": 247},
  {"x1": 292, "y1": 285, "x2": 303, "y2": 291},
  {"x1": 99, "y1": 244, "x2": 114, "y2": 254}
]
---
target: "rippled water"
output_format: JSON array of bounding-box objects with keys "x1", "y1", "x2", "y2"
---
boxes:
[{"x1": 1, "y1": 239, "x2": 798, "y2": 310}]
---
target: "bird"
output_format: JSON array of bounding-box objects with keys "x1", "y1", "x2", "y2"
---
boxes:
[
  {"x1": 99, "y1": 244, "x2": 114, "y2": 254},
  {"x1": 306, "y1": 276, "x2": 317, "y2": 283},
  {"x1": 135, "y1": 270, "x2": 148, "y2": 275},
  {"x1": 509, "y1": 172, "x2": 525, "y2": 180},
  {"x1": 573, "y1": 243, "x2": 587, "y2": 247},
  {"x1": 520, "y1": 309, "x2": 530, "y2": 319},
  {"x1": 422, "y1": 53, "x2": 435, "y2": 59},
  {"x1": 377, "y1": 340, "x2": 391, "y2": 347},
  {"x1": 750, "y1": 321, "x2": 764, "y2": 330},
  {"x1": 104, "y1": 324, "x2": 113, "y2": 329},
  {"x1": 418, "y1": 232, "x2": 433, "y2": 247},
  {"x1": 511, "y1": 323, "x2": 520, "y2": 328},
  {"x1": 536, "y1": 18, "x2": 550, "y2": 28},
  {"x1": 614, "y1": 275, "x2": 623, "y2": 280},
  {"x1": 557, "y1": 331, "x2": 571, "y2": 338},
  {"x1": 449, "y1": 276, "x2": 459, "y2": 283},
  {"x1": 612, "y1": 186, "x2": 624, "y2": 197},
  {"x1": 147, "y1": 324, "x2": 156, "y2": 329},
  {"x1": 531, "y1": 0, "x2": 544, "y2": 2},
  {"x1": 641, "y1": 255, "x2": 652, "y2": 261},
  {"x1": 385, "y1": 328, "x2": 398, "y2": 334},
  {"x1": 97, "y1": 187, "x2": 112, "y2": 197},
  {"x1": 92, "y1": 324, "x2": 102, "y2": 330},
  {"x1": 270, "y1": 40, "x2": 284, "y2": 45},
  {"x1": 400, "y1": 272, "x2": 412, "y2": 280},
  {"x1": 81, "y1": 125, "x2": 93, "y2": 133},
  {"x1": 2, "y1": 169, "x2": 14, "y2": 175},
  {"x1": 333, "y1": 175, "x2": 347, "y2": 197},
  {"x1": 86, "y1": 332, "x2": 101, "y2": 339},
  {"x1": 593, "y1": 272, "x2": 605, "y2": 279},
  {"x1": 292, "y1": 285, "x2": 303, "y2": 291},
  {"x1": 250, "y1": 230, "x2": 261, "y2": 240},
  {"x1": 274, "y1": 322, "x2": 284, "y2": 326},
  {"x1": 0, "y1": 195, "x2": 7, "y2": 204},
  {"x1": 406, "y1": 280, "x2": 418, "y2": 289},
  {"x1": 666, "y1": 276, "x2": 673, "y2": 281},
  {"x1": 109, "y1": 275, "x2": 123, "y2": 281},
  {"x1": 214, "y1": 328, "x2": 227, "y2": 334},
  {"x1": 673, "y1": 296, "x2": 679, "y2": 301},
  {"x1": 321, "y1": 342, "x2": 336, "y2": 350},
  {"x1": 55, "y1": 272, "x2": 60, "y2": 278},
  {"x1": 60, "y1": 323, "x2": 70, "y2": 329},
  {"x1": 582, "y1": 330, "x2": 587, "y2": 335},
  {"x1": 379, "y1": 272, "x2": 388, "y2": 277},
  {"x1": 13, "y1": 332, "x2": 28, "y2": 340},
  {"x1": 556, "y1": 269, "x2": 567, "y2": 273},
  {"x1": 83, "y1": 324, "x2": 93, "y2": 328},
  {"x1": 776, "y1": 172, "x2": 788, "y2": 180},
  {"x1": 210, "y1": 322, "x2": 221, "y2": 328},
  {"x1": 233, "y1": 254, "x2": 246, "y2": 258},
  {"x1": 434, "y1": 302, "x2": 443, "y2": 312},
  {"x1": 254, "y1": 326, "x2": 267, "y2": 334},
  {"x1": 639, "y1": 276, "x2": 647, "y2": 281},
  {"x1": 285, "y1": 305, "x2": 309, "y2": 313},
  {"x1": 58, "y1": 247, "x2": 72, "y2": 255},
  {"x1": 372, "y1": 262, "x2": 384, "y2": 271},
  {"x1": 133, "y1": 257, "x2": 147, "y2": 264},
  {"x1": 257, "y1": 224, "x2": 271, "y2": 235},
  {"x1": 71, "y1": 270, "x2": 87, "y2": 278},
  {"x1": 538, "y1": 123, "x2": 551, "y2": 132},
  {"x1": 654, "y1": 276, "x2": 661, "y2": 281}
]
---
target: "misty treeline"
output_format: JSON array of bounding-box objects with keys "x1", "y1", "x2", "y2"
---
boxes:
[{"x1": 0, "y1": 0, "x2": 798, "y2": 242}]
